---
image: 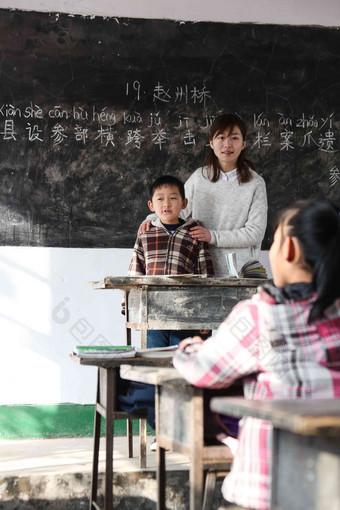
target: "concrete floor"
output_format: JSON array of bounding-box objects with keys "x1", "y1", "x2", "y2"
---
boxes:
[
  {"x1": 0, "y1": 436, "x2": 189, "y2": 478},
  {"x1": 0, "y1": 436, "x2": 192, "y2": 508},
  {"x1": 0, "y1": 436, "x2": 241, "y2": 509}
]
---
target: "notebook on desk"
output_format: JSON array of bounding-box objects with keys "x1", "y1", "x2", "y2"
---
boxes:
[
  {"x1": 73, "y1": 345, "x2": 136, "y2": 358},
  {"x1": 136, "y1": 345, "x2": 178, "y2": 359}
]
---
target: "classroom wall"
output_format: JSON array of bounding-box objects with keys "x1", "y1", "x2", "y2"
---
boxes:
[
  {"x1": 0, "y1": 0, "x2": 339, "y2": 411},
  {"x1": 0, "y1": 247, "x2": 131, "y2": 405}
]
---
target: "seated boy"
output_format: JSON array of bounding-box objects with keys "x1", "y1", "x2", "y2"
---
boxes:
[{"x1": 118, "y1": 175, "x2": 214, "y2": 447}]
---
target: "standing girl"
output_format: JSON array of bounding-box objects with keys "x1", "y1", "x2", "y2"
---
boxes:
[
  {"x1": 185, "y1": 113, "x2": 268, "y2": 276},
  {"x1": 173, "y1": 199, "x2": 340, "y2": 510}
]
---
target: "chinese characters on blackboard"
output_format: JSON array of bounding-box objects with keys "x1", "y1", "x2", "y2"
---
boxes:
[{"x1": 1, "y1": 97, "x2": 339, "y2": 187}]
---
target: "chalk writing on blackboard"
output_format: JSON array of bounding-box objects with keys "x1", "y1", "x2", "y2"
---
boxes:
[
  {"x1": 0, "y1": 105, "x2": 337, "y2": 153},
  {"x1": 125, "y1": 81, "x2": 212, "y2": 107},
  {"x1": 252, "y1": 112, "x2": 337, "y2": 152},
  {"x1": 329, "y1": 166, "x2": 340, "y2": 187}
]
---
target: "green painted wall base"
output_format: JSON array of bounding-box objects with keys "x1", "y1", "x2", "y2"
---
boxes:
[{"x1": 0, "y1": 405, "x2": 154, "y2": 440}]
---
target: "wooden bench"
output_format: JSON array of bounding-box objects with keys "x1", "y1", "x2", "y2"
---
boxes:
[
  {"x1": 210, "y1": 397, "x2": 340, "y2": 510},
  {"x1": 121, "y1": 365, "x2": 240, "y2": 510}
]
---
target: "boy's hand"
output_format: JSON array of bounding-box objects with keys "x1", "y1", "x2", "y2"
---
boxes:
[
  {"x1": 189, "y1": 225, "x2": 211, "y2": 242},
  {"x1": 138, "y1": 220, "x2": 151, "y2": 236}
]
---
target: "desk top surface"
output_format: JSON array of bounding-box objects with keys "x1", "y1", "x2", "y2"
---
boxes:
[
  {"x1": 120, "y1": 365, "x2": 245, "y2": 395},
  {"x1": 210, "y1": 397, "x2": 340, "y2": 436},
  {"x1": 92, "y1": 275, "x2": 268, "y2": 290},
  {"x1": 120, "y1": 365, "x2": 186, "y2": 386},
  {"x1": 70, "y1": 353, "x2": 173, "y2": 368}
]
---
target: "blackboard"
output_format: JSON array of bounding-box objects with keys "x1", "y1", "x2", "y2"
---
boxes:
[{"x1": 0, "y1": 9, "x2": 339, "y2": 248}]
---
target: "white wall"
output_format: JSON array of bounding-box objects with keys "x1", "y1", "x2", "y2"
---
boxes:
[
  {"x1": 0, "y1": 0, "x2": 337, "y2": 406},
  {"x1": 0, "y1": 247, "x2": 134, "y2": 404},
  {"x1": 0, "y1": 0, "x2": 339, "y2": 26}
]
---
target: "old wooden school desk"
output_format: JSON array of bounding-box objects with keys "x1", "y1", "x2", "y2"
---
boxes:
[
  {"x1": 90, "y1": 276, "x2": 266, "y2": 509},
  {"x1": 210, "y1": 397, "x2": 340, "y2": 510},
  {"x1": 120, "y1": 364, "x2": 243, "y2": 510},
  {"x1": 92, "y1": 275, "x2": 264, "y2": 347},
  {"x1": 71, "y1": 353, "x2": 172, "y2": 510}
]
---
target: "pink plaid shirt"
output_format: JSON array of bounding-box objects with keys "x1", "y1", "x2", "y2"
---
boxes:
[{"x1": 173, "y1": 286, "x2": 340, "y2": 510}]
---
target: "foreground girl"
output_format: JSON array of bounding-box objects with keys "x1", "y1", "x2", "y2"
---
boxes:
[{"x1": 173, "y1": 199, "x2": 340, "y2": 510}]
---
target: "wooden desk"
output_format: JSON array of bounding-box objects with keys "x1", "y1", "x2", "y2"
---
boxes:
[
  {"x1": 120, "y1": 365, "x2": 238, "y2": 510},
  {"x1": 71, "y1": 354, "x2": 171, "y2": 510},
  {"x1": 210, "y1": 397, "x2": 340, "y2": 510},
  {"x1": 92, "y1": 276, "x2": 265, "y2": 348},
  {"x1": 87, "y1": 276, "x2": 264, "y2": 509}
]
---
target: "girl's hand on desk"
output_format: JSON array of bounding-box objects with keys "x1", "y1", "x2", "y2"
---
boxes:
[
  {"x1": 178, "y1": 336, "x2": 204, "y2": 351},
  {"x1": 138, "y1": 220, "x2": 151, "y2": 235},
  {"x1": 189, "y1": 225, "x2": 211, "y2": 243}
]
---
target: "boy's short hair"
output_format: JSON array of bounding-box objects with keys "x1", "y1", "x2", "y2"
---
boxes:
[{"x1": 149, "y1": 175, "x2": 185, "y2": 200}]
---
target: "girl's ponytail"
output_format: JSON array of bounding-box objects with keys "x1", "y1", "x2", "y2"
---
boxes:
[
  {"x1": 277, "y1": 199, "x2": 340, "y2": 322},
  {"x1": 310, "y1": 215, "x2": 340, "y2": 321}
]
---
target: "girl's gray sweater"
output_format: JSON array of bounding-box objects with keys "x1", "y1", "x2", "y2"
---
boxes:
[{"x1": 182, "y1": 167, "x2": 268, "y2": 276}]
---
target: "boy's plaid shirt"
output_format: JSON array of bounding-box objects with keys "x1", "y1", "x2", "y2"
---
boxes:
[
  {"x1": 128, "y1": 217, "x2": 214, "y2": 276},
  {"x1": 173, "y1": 287, "x2": 340, "y2": 510}
]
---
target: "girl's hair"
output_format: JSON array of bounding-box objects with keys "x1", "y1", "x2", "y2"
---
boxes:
[
  {"x1": 203, "y1": 114, "x2": 255, "y2": 183},
  {"x1": 275, "y1": 199, "x2": 340, "y2": 322}
]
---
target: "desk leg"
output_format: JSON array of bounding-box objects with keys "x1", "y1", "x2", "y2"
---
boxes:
[
  {"x1": 125, "y1": 290, "x2": 131, "y2": 347},
  {"x1": 90, "y1": 370, "x2": 101, "y2": 510},
  {"x1": 127, "y1": 418, "x2": 133, "y2": 458},
  {"x1": 202, "y1": 471, "x2": 217, "y2": 510},
  {"x1": 104, "y1": 368, "x2": 114, "y2": 510},
  {"x1": 157, "y1": 446, "x2": 166, "y2": 510},
  {"x1": 139, "y1": 418, "x2": 147, "y2": 468},
  {"x1": 155, "y1": 384, "x2": 166, "y2": 510},
  {"x1": 190, "y1": 392, "x2": 204, "y2": 510}
]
